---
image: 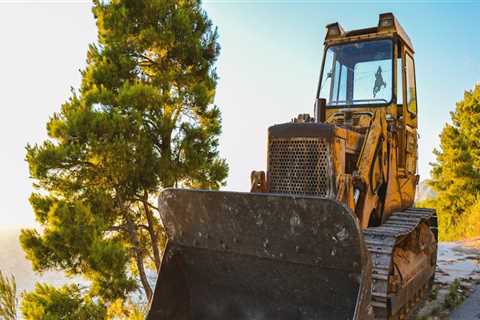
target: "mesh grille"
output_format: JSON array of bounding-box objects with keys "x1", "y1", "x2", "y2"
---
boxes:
[{"x1": 268, "y1": 137, "x2": 333, "y2": 197}]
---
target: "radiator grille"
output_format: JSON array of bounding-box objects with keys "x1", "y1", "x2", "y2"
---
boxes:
[{"x1": 268, "y1": 137, "x2": 333, "y2": 197}]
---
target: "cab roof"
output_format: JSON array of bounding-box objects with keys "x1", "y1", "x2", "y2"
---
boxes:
[{"x1": 324, "y1": 13, "x2": 414, "y2": 53}]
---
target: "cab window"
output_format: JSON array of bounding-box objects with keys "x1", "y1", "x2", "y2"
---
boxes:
[
  {"x1": 319, "y1": 39, "x2": 393, "y2": 107},
  {"x1": 397, "y1": 57, "x2": 403, "y2": 105},
  {"x1": 405, "y1": 54, "x2": 417, "y2": 114}
]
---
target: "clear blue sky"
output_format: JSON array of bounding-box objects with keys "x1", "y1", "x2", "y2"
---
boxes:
[{"x1": 0, "y1": 1, "x2": 478, "y2": 227}]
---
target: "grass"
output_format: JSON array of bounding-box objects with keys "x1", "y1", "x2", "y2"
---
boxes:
[
  {"x1": 429, "y1": 286, "x2": 439, "y2": 300},
  {"x1": 443, "y1": 279, "x2": 465, "y2": 309}
]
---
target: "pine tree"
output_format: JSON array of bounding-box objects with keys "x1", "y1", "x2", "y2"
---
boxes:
[
  {"x1": 21, "y1": 284, "x2": 106, "y2": 320},
  {"x1": 430, "y1": 84, "x2": 480, "y2": 239},
  {"x1": 21, "y1": 0, "x2": 227, "y2": 309}
]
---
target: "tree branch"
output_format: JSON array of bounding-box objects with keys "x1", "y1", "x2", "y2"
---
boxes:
[
  {"x1": 142, "y1": 191, "x2": 161, "y2": 271},
  {"x1": 125, "y1": 213, "x2": 153, "y2": 301}
]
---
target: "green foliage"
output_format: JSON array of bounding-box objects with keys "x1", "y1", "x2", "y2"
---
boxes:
[
  {"x1": 443, "y1": 279, "x2": 464, "y2": 309},
  {"x1": 0, "y1": 271, "x2": 17, "y2": 320},
  {"x1": 20, "y1": 200, "x2": 135, "y2": 301},
  {"x1": 106, "y1": 299, "x2": 146, "y2": 320},
  {"x1": 22, "y1": 0, "x2": 227, "y2": 310},
  {"x1": 21, "y1": 283, "x2": 106, "y2": 320},
  {"x1": 428, "y1": 197, "x2": 480, "y2": 241},
  {"x1": 428, "y1": 84, "x2": 480, "y2": 241},
  {"x1": 429, "y1": 285, "x2": 438, "y2": 300}
]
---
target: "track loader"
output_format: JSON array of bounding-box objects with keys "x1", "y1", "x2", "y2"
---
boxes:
[{"x1": 147, "y1": 13, "x2": 438, "y2": 320}]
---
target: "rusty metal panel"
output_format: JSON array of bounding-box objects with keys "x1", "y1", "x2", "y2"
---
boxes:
[{"x1": 147, "y1": 189, "x2": 372, "y2": 320}]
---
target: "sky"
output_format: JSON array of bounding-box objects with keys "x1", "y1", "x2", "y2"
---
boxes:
[{"x1": 0, "y1": 1, "x2": 479, "y2": 228}]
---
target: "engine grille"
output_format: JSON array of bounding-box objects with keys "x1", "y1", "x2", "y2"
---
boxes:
[{"x1": 268, "y1": 137, "x2": 334, "y2": 197}]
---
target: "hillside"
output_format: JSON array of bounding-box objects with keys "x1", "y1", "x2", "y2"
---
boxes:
[{"x1": 416, "y1": 179, "x2": 436, "y2": 202}]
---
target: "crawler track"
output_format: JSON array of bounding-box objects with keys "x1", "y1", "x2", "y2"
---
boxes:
[{"x1": 363, "y1": 208, "x2": 438, "y2": 319}]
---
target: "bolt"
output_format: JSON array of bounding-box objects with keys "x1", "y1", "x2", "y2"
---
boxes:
[
  {"x1": 263, "y1": 239, "x2": 270, "y2": 249},
  {"x1": 295, "y1": 245, "x2": 301, "y2": 253},
  {"x1": 222, "y1": 243, "x2": 227, "y2": 250},
  {"x1": 279, "y1": 253, "x2": 285, "y2": 259},
  {"x1": 233, "y1": 237, "x2": 239, "y2": 244}
]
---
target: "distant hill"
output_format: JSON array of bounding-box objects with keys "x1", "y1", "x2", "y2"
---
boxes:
[
  {"x1": 0, "y1": 228, "x2": 74, "y2": 294},
  {"x1": 415, "y1": 180, "x2": 436, "y2": 202}
]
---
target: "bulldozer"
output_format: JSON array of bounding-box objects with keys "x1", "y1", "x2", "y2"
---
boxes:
[{"x1": 146, "y1": 13, "x2": 438, "y2": 320}]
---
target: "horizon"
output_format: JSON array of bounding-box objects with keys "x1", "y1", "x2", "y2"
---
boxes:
[{"x1": 0, "y1": 1, "x2": 479, "y2": 227}]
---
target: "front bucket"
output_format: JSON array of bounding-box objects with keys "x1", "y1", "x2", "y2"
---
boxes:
[{"x1": 146, "y1": 189, "x2": 372, "y2": 320}]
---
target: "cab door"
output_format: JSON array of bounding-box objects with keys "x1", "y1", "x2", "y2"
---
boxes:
[
  {"x1": 396, "y1": 43, "x2": 418, "y2": 175},
  {"x1": 402, "y1": 49, "x2": 418, "y2": 176}
]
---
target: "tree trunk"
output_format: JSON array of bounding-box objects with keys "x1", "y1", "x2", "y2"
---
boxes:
[
  {"x1": 143, "y1": 191, "x2": 161, "y2": 271},
  {"x1": 125, "y1": 214, "x2": 153, "y2": 301}
]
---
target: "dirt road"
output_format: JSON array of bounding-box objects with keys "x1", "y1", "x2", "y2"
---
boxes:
[{"x1": 450, "y1": 286, "x2": 480, "y2": 320}]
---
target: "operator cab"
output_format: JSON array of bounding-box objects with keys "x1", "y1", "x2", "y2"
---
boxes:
[{"x1": 315, "y1": 13, "x2": 418, "y2": 173}]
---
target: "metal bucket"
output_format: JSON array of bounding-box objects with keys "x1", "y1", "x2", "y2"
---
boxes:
[{"x1": 146, "y1": 189, "x2": 372, "y2": 320}]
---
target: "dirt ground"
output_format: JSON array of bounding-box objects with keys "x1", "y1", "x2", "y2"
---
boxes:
[{"x1": 414, "y1": 238, "x2": 480, "y2": 319}]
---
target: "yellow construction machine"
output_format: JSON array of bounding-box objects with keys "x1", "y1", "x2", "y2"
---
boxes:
[{"x1": 147, "y1": 13, "x2": 438, "y2": 320}]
